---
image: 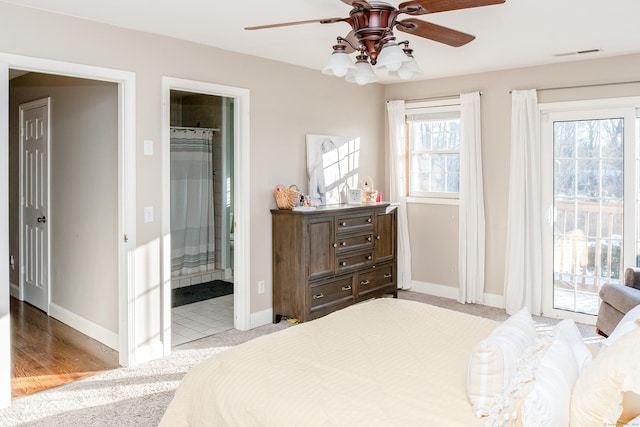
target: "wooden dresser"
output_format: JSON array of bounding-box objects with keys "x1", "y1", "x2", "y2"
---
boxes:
[{"x1": 271, "y1": 203, "x2": 397, "y2": 323}]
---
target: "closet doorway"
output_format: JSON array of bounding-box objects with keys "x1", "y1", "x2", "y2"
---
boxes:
[{"x1": 169, "y1": 90, "x2": 235, "y2": 346}]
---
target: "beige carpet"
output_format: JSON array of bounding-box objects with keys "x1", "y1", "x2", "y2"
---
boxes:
[{"x1": 0, "y1": 291, "x2": 603, "y2": 426}]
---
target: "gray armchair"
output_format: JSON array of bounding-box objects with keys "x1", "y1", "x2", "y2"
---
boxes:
[{"x1": 596, "y1": 267, "x2": 640, "y2": 337}]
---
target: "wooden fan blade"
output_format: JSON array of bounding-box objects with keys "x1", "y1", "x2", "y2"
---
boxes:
[
  {"x1": 245, "y1": 17, "x2": 344, "y2": 31},
  {"x1": 399, "y1": 0, "x2": 505, "y2": 15},
  {"x1": 396, "y1": 18, "x2": 475, "y2": 47}
]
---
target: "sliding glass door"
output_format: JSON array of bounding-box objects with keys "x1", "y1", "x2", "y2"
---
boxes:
[{"x1": 542, "y1": 102, "x2": 639, "y2": 322}]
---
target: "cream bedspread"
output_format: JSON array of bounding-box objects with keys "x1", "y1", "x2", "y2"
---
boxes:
[{"x1": 160, "y1": 298, "x2": 498, "y2": 427}]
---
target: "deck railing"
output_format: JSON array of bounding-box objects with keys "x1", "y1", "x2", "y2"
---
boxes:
[{"x1": 553, "y1": 199, "x2": 623, "y2": 293}]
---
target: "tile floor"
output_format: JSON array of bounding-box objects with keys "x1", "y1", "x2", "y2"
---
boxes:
[{"x1": 171, "y1": 294, "x2": 234, "y2": 346}]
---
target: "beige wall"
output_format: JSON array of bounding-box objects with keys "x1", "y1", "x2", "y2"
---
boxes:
[
  {"x1": 3, "y1": 1, "x2": 640, "y2": 351},
  {"x1": 9, "y1": 73, "x2": 119, "y2": 333},
  {"x1": 385, "y1": 53, "x2": 640, "y2": 298},
  {"x1": 0, "y1": 1, "x2": 385, "y2": 351}
]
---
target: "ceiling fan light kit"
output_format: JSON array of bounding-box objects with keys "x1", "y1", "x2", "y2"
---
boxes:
[
  {"x1": 246, "y1": 0, "x2": 506, "y2": 85},
  {"x1": 389, "y1": 45, "x2": 424, "y2": 80},
  {"x1": 321, "y1": 44, "x2": 358, "y2": 77},
  {"x1": 373, "y1": 42, "x2": 413, "y2": 71},
  {"x1": 345, "y1": 54, "x2": 380, "y2": 85}
]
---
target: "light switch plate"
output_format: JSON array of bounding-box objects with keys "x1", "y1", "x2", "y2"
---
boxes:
[
  {"x1": 144, "y1": 206, "x2": 154, "y2": 223},
  {"x1": 144, "y1": 139, "x2": 153, "y2": 156}
]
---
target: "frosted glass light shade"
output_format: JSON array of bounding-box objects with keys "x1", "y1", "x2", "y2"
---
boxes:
[
  {"x1": 376, "y1": 43, "x2": 411, "y2": 72},
  {"x1": 389, "y1": 57, "x2": 424, "y2": 80},
  {"x1": 322, "y1": 51, "x2": 356, "y2": 77},
  {"x1": 345, "y1": 60, "x2": 379, "y2": 85}
]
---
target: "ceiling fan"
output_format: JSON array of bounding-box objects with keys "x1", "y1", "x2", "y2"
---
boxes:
[{"x1": 245, "y1": 0, "x2": 506, "y2": 84}]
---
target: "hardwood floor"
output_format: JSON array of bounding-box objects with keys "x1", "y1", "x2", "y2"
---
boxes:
[{"x1": 10, "y1": 297, "x2": 120, "y2": 399}]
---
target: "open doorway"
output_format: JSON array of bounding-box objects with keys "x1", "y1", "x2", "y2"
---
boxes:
[
  {"x1": 1, "y1": 56, "x2": 136, "y2": 409},
  {"x1": 161, "y1": 77, "x2": 251, "y2": 355},
  {"x1": 7, "y1": 71, "x2": 121, "y2": 397},
  {"x1": 169, "y1": 90, "x2": 235, "y2": 346}
]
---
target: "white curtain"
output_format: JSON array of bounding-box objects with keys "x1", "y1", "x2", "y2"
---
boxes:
[
  {"x1": 504, "y1": 90, "x2": 543, "y2": 315},
  {"x1": 170, "y1": 128, "x2": 216, "y2": 277},
  {"x1": 458, "y1": 91, "x2": 486, "y2": 304},
  {"x1": 387, "y1": 100, "x2": 413, "y2": 290}
]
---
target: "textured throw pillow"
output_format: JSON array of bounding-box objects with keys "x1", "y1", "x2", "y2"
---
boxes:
[
  {"x1": 467, "y1": 307, "x2": 537, "y2": 417},
  {"x1": 603, "y1": 305, "x2": 640, "y2": 349},
  {"x1": 570, "y1": 324, "x2": 640, "y2": 426},
  {"x1": 485, "y1": 321, "x2": 582, "y2": 427}
]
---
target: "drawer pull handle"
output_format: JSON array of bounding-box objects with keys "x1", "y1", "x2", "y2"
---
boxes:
[
  {"x1": 361, "y1": 280, "x2": 370, "y2": 285},
  {"x1": 341, "y1": 242, "x2": 347, "y2": 246},
  {"x1": 376, "y1": 235, "x2": 381, "y2": 240},
  {"x1": 341, "y1": 261, "x2": 347, "y2": 266},
  {"x1": 341, "y1": 222, "x2": 347, "y2": 226},
  {"x1": 313, "y1": 293, "x2": 325, "y2": 300},
  {"x1": 341, "y1": 286, "x2": 352, "y2": 291},
  {"x1": 367, "y1": 237, "x2": 372, "y2": 242},
  {"x1": 366, "y1": 255, "x2": 372, "y2": 260},
  {"x1": 367, "y1": 218, "x2": 372, "y2": 223},
  {"x1": 384, "y1": 274, "x2": 393, "y2": 278},
  {"x1": 333, "y1": 243, "x2": 338, "y2": 248}
]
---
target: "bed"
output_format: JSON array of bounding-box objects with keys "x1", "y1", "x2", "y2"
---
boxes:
[
  {"x1": 161, "y1": 297, "x2": 640, "y2": 426},
  {"x1": 160, "y1": 298, "x2": 497, "y2": 426}
]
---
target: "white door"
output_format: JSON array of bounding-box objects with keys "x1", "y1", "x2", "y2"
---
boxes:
[
  {"x1": 20, "y1": 98, "x2": 50, "y2": 313},
  {"x1": 541, "y1": 102, "x2": 638, "y2": 323}
]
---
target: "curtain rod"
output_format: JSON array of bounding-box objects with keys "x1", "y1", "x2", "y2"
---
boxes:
[
  {"x1": 508, "y1": 80, "x2": 640, "y2": 94},
  {"x1": 388, "y1": 91, "x2": 483, "y2": 104},
  {"x1": 170, "y1": 126, "x2": 220, "y2": 131}
]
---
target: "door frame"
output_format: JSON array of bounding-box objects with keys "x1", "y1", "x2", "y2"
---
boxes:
[
  {"x1": 161, "y1": 77, "x2": 251, "y2": 354},
  {"x1": 540, "y1": 96, "x2": 640, "y2": 324},
  {"x1": 0, "y1": 53, "x2": 136, "y2": 409},
  {"x1": 18, "y1": 97, "x2": 51, "y2": 312}
]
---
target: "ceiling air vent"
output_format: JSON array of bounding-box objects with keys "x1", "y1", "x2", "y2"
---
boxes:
[{"x1": 554, "y1": 48, "x2": 602, "y2": 57}]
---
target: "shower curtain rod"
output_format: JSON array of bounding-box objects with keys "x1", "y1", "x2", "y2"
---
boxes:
[{"x1": 170, "y1": 126, "x2": 220, "y2": 132}]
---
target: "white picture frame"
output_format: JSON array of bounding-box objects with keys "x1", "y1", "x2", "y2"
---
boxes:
[{"x1": 347, "y1": 188, "x2": 362, "y2": 205}]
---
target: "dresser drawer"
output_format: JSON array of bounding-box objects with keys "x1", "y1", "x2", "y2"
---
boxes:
[
  {"x1": 309, "y1": 277, "x2": 355, "y2": 312},
  {"x1": 336, "y1": 250, "x2": 374, "y2": 274},
  {"x1": 336, "y1": 212, "x2": 374, "y2": 234},
  {"x1": 357, "y1": 264, "x2": 394, "y2": 296},
  {"x1": 335, "y1": 232, "x2": 374, "y2": 253}
]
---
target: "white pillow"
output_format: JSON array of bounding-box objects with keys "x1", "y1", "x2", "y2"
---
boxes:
[
  {"x1": 555, "y1": 319, "x2": 592, "y2": 372},
  {"x1": 570, "y1": 325, "x2": 640, "y2": 426},
  {"x1": 467, "y1": 307, "x2": 537, "y2": 417},
  {"x1": 603, "y1": 304, "x2": 640, "y2": 348},
  {"x1": 486, "y1": 322, "x2": 581, "y2": 427}
]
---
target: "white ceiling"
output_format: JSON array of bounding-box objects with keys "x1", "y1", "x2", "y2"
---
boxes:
[{"x1": 3, "y1": 0, "x2": 640, "y2": 84}]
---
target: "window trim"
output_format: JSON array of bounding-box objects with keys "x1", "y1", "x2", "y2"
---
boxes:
[{"x1": 405, "y1": 101, "x2": 462, "y2": 202}]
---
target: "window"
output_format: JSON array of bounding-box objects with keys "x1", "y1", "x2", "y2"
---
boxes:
[{"x1": 406, "y1": 103, "x2": 461, "y2": 200}]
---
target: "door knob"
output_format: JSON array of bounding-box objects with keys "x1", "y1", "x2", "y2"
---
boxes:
[{"x1": 37, "y1": 216, "x2": 46, "y2": 223}]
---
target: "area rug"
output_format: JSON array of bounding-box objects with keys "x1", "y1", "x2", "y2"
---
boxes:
[
  {"x1": 0, "y1": 346, "x2": 231, "y2": 427},
  {"x1": 172, "y1": 280, "x2": 233, "y2": 307}
]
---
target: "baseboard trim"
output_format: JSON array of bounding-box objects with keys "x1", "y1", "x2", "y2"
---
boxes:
[
  {"x1": 408, "y1": 280, "x2": 505, "y2": 309},
  {"x1": 49, "y1": 303, "x2": 119, "y2": 351},
  {"x1": 250, "y1": 307, "x2": 273, "y2": 329},
  {"x1": 131, "y1": 342, "x2": 165, "y2": 366},
  {"x1": 9, "y1": 282, "x2": 19, "y2": 299}
]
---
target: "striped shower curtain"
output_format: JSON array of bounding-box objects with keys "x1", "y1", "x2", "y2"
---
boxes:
[{"x1": 170, "y1": 128, "x2": 215, "y2": 277}]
